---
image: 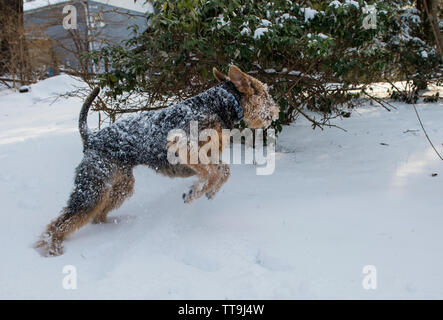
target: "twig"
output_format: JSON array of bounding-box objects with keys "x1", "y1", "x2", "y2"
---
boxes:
[
  {"x1": 411, "y1": 102, "x2": 443, "y2": 161},
  {"x1": 362, "y1": 90, "x2": 394, "y2": 111},
  {"x1": 406, "y1": 87, "x2": 443, "y2": 161},
  {"x1": 286, "y1": 93, "x2": 348, "y2": 132},
  {"x1": 0, "y1": 79, "x2": 12, "y2": 89}
]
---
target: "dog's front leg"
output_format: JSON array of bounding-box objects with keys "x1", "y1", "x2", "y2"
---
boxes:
[
  {"x1": 205, "y1": 163, "x2": 230, "y2": 200},
  {"x1": 183, "y1": 164, "x2": 222, "y2": 203}
]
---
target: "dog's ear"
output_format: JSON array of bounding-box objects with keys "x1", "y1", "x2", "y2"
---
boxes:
[
  {"x1": 228, "y1": 65, "x2": 253, "y2": 95},
  {"x1": 213, "y1": 67, "x2": 228, "y2": 82}
]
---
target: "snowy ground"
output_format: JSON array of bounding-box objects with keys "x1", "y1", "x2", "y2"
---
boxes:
[{"x1": 0, "y1": 75, "x2": 442, "y2": 299}]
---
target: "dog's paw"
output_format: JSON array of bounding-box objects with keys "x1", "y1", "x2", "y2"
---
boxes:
[
  {"x1": 34, "y1": 233, "x2": 64, "y2": 257},
  {"x1": 205, "y1": 190, "x2": 217, "y2": 200},
  {"x1": 35, "y1": 241, "x2": 64, "y2": 257},
  {"x1": 182, "y1": 187, "x2": 194, "y2": 203}
]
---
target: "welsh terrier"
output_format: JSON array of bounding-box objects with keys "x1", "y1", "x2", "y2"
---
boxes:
[{"x1": 35, "y1": 65, "x2": 279, "y2": 256}]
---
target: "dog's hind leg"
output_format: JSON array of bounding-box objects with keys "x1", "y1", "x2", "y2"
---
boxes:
[
  {"x1": 35, "y1": 153, "x2": 118, "y2": 256},
  {"x1": 92, "y1": 167, "x2": 135, "y2": 224}
]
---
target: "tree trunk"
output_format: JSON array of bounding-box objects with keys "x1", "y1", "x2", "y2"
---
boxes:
[
  {"x1": 422, "y1": 0, "x2": 443, "y2": 59},
  {"x1": 0, "y1": 0, "x2": 29, "y2": 84}
]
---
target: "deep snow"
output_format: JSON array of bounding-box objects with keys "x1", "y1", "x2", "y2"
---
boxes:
[{"x1": 0, "y1": 75, "x2": 442, "y2": 299}]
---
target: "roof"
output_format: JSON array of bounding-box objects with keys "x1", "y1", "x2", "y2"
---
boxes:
[{"x1": 24, "y1": 0, "x2": 153, "y2": 13}]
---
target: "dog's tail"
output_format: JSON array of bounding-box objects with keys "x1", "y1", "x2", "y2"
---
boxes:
[{"x1": 79, "y1": 87, "x2": 100, "y2": 144}]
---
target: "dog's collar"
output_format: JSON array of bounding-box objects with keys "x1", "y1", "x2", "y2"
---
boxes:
[{"x1": 225, "y1": 90, "x2": 243, "y2": 121}]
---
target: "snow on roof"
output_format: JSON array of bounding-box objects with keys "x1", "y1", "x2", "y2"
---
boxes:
[
  {"x1": 95, "y1": 0, "x2": 153, "y2": 13},
  {"x1": 24, "y1": 0, "x2": 153, "y2": 13}
]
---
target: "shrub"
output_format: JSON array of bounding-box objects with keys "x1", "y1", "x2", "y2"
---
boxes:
[{"x1": 89, "y1": 0, "x2": 442, "y2": 132}]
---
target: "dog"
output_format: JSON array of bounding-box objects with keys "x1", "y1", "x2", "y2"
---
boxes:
[{"x1": 35, "y1": 65, "x2": 279, "y2": 256}]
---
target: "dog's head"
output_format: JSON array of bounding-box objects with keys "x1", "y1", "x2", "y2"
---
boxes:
[{"x1": 213, "y1": 65, "x2": 279, "y2": 129}]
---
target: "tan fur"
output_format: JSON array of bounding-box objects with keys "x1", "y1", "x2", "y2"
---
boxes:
[
  {"x1": 205, "y1": 163, "x2": 230, "y2": 200},
  {"x1": 36, "y1": 191, "x2": 111, "y2": 256},
  {"x1": 215, "y1": 65, "x2": 279, "y2": 129},
  {"x1": 228, "y1": 66, "x2": 279, "y2": 129},
  {"x1": 182, "y1": 163, "x2": 221, "y2": 203},
  {"x1": 213, "y1": 67, "x2": 229, "y2": 82},
  {"x1": 36, "y1": 168, "x2": 134, "y2": 256},
  {"x1": 157, "y1": 164, "x2": 196, "y2": 178},
  {"x1": 92, "y1": 170, "x2": 135, "y2": 224}
]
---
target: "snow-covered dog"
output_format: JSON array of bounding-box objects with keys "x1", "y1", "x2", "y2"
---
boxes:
[{"x1": 36, "y1": 65, "x2": 279, "y2": 256}]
